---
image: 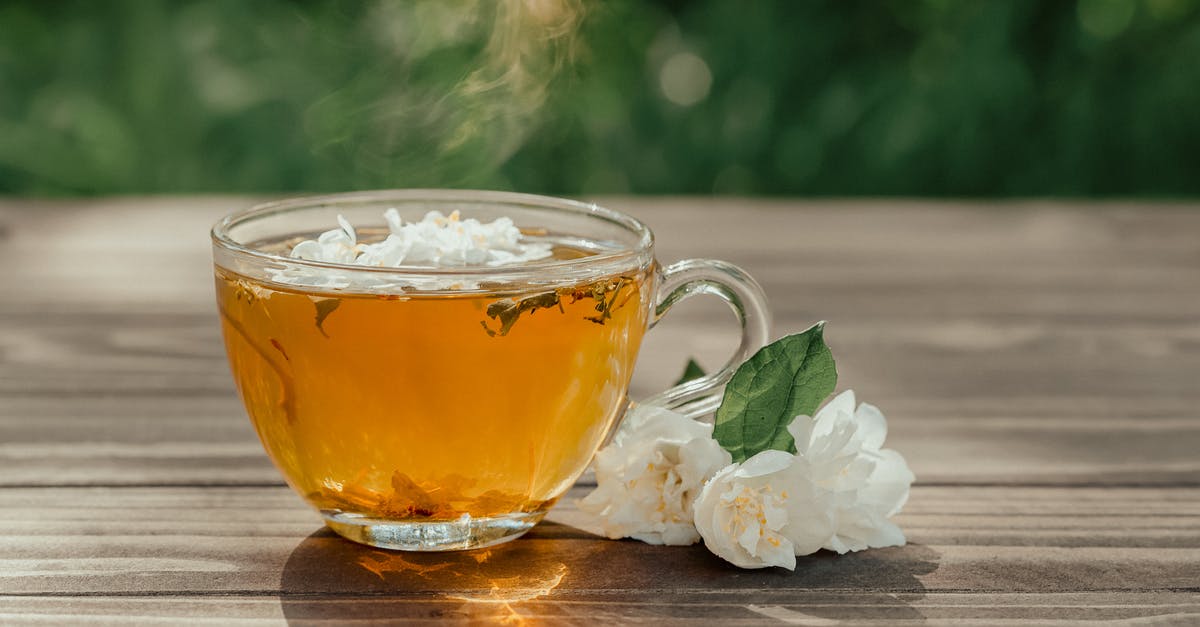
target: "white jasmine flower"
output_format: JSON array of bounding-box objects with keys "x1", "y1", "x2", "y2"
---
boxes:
[
  {"x1": 788, "y1": 390, "x2": 914, "y2": 554},
  {"x1": 274, "y1": 209, "x2": 553, "y2": 290},
  {"x1": 693, "y1": 390, "x2": 914, "y2": 569},
  {"x1": 693, "y1": 450, "x2": 834, "y2": 570},
  {"x1": 578, "y1": 405, "x2": 731, "y2": 546},
  {"x1": 291, "y1": 214, "x2": 359, "y2": 264},
  {"x1": 367, "y1": 209, "x2": 551, "y2": 268}
]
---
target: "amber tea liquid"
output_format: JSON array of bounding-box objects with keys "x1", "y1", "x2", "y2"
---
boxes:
[{"x1": 216, "y1": 241, "x2": 651, "y2": 525}]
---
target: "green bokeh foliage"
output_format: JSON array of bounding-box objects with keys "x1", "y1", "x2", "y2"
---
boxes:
[{"x1": 0, "y1": 0, "x2": 1197, "y2": 196}]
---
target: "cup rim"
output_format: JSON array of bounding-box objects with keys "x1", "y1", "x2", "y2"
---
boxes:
[{"x1": 211, "y1": 189, "x2": 655, "y2": 279}]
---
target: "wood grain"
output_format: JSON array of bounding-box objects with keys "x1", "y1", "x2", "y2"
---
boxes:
[
  {"x1": 0, "y1": 485, "x2": 1197, "y2": 623},
  {"x1": 4, "y1": 593, "x2": 1199, "y2": 625},
  {"x1": 1, "y1": 197, "x2": 1198, "y2": 622}
]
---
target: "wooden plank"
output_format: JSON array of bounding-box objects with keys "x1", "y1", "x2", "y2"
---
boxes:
[
  {"x1": 0, "y1": 485, "x2": 1196, "y2": 598},
  {"x1": 6, "y1": 312, "x2": 1199, "y2": 406},
  {"x1": 4, "y1": 312, "x2": 1199, "y2": 485},
  {"x1": 3, "y1": 592, "x2": 1200, "y2": 624},
  {"x1": 3, "y1": 198, "x2": 1198, "y2": 315},
  {"x1": 3, "y1": 485, "x2": 1199, "y2": 545},
  {"x1": 2, "y1": 401, "x2": 1198, "y2": 487}
]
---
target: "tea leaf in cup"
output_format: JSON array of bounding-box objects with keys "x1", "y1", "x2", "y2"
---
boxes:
[
  {"x1": 585, "y1": 278, "x2": 627, "y2": 325},
  {"x1": 712, "y1": 322, "x2": 837, "y2": 463},
  {"x1": 482, "y1": 291, "x2": 562, "y2": 337},
  {"x1": 482, "y1": 276, "x2": 637, "y2": 337},
  {"x1": 313, "y1": 298, "x2": 341, "y2": 337}
]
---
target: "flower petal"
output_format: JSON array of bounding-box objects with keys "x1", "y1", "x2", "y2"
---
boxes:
[
  {"x1": 786, "y1": 414, "x2": 814, "y2": 454},
  {"x1": 758, "y1": 535, "x2": 798, "y2": 571},
  {"x1": 812, "y1": 389, "x2": 856, "y2": 440},
  {"x1": 734, "y1": 449, "x2": 794, "y2": 479},
  {"x1": 855, "y1": 402, "x2": 888, "y2": 451},
  {"x1": 860, "y1": 448, "x2": 914, "y2": 517}
]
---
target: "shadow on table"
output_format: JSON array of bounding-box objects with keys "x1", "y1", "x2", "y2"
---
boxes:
[{"x1": 279, "y1": 522, "x2": 940, "y2": 623}]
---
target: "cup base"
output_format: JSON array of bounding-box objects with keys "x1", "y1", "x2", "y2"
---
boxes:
[{"x1": 321, "y1": 509, "x2": 547, "y2": 551}]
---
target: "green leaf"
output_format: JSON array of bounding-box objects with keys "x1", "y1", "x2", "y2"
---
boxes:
[
  {"x1": 712, "y1": 322, "x2": 838, "y2": 463},
  {"x1": 675, "y1": 358, "x2": 706, "y2": 386},
  {"x1": 314, "y1": 298, "x2": 341, "y2": 338}
]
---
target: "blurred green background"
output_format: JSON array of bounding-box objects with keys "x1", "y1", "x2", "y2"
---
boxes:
[{"x1": 1, "y1": 0, "x2": 1197, "y2": 197}]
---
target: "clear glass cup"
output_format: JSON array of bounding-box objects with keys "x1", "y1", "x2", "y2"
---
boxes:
[{"x1": 211, "y1": 190, "x2": 769, "y2": 551}]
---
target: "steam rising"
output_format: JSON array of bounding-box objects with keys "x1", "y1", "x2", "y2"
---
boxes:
[
  {"x1": 451, "y1": 0, "x2": 584, "y2": 155},
  {"x1": 307, "y1": 0, "x2": 586, "y2": 188}
]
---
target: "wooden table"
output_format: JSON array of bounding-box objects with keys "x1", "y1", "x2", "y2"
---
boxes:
[{"x1": 2, "y1": 198, "x2": 1198, "y2": 624}]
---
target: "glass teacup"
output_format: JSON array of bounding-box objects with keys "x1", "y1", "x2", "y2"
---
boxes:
[{"x1": 212, "y1": 190, "x2": 769, "y2": 551}]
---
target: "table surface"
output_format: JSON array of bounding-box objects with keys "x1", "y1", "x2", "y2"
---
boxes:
[{"x1": 1, "y1": 197, "x2": 1198, "y2": 625}]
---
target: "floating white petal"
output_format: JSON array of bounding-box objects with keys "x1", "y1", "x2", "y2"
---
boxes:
[{"x1": 272, "y1": 209, "x2": 553, "y2": 290}]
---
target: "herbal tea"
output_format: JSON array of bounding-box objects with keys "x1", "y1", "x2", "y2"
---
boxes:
[
  {"x1": 214, "y1": 192, "x2": 769, "y2": 551},
  {"x1": 216, "y1": 241, "x2": 651, "y2": 524}
]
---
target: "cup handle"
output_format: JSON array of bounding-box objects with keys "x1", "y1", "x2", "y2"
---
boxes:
[{"x1": 640, "y1": 259, "x2": 771, "y2": 419}]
